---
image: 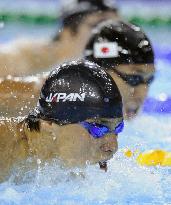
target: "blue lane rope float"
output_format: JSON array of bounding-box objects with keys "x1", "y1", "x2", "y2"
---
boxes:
[
  {"x1": 154, "y1": 46, "x2": 171, "y2": 62},
  {"x1": 143, "y1": 97, "x2": 171, "y2": 114}
]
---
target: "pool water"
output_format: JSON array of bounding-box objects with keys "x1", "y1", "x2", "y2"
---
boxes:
[{"x1": 0, "y1": 23, "x2": 171, "y2": 204}]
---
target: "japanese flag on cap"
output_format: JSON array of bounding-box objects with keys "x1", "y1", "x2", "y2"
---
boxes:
[{"x1": 94, "y1": 42, "x2": 119, "y2": 58}]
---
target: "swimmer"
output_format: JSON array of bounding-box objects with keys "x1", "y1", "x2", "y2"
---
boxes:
[
  {"x1": 0, "y1": 60, "x2": 124, "y2": 182},
  {"x1": 0, "y1": 0, "x2": 118, "y2": 77},
  {"x1": 84, "y1": 20, "x2": 155, "y2": 119}
]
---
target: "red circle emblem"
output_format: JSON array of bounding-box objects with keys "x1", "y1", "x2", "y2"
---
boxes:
[{"x1": 101, "y1": 47, "x2": 109, "y2": 54}]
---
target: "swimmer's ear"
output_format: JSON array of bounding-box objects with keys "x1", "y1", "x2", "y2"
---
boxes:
[{"x1": 25, "y1": 115, "x2": 40, "y2": 132}]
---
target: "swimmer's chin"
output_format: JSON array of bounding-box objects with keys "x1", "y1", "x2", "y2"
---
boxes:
[
  {"x1": 59, "y1": 156, "x2": 113, "y2": 168},
  {"x1": 56, "y1": 151, "x2": 115, "y2": 168},
  {"x1": 97, "y1": 153, "x2": 114, "y2": 164}
]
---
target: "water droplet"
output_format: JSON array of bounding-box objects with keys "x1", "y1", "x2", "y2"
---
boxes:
[{"x1": 37, "y1": 159, "x2": 41, "y2": 165}]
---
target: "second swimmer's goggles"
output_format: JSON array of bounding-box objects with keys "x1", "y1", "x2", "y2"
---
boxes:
[
  {"x1": 113, "y1": 69, "x2": 154, "y2": 87},
  {"x1": 80, "y1": 120, "x2": 124, "y2": 138}
]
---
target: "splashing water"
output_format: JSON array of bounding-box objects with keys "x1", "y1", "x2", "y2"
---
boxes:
[{"x1": 0, "y1": 151, "x2": 170, "y2": 204}]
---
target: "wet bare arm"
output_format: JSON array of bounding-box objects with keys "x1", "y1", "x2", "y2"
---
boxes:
[
  {"x1": 0, "y1": 29, "x2": 83, "y2": 77},
  {"x1": 0, "y1": 75, "x2": 47, "y2": 117},
  {"x1": 0, "y1": 40, "x2": 60, "y2": 76},
  {"x1": 0, "y1": 119, "x2": 28, "y2": 182}
]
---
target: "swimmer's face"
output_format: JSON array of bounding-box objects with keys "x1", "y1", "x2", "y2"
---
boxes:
[
  {"x1": 27, "y1": 119, "x2": 118, "y2": 167},
  {"x1": 108, "y1": 64, "x2": 155, "y2": 119}
]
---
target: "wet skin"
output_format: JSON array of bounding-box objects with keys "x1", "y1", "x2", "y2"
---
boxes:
[
  {"x1": 108, "y1": 64, "x2": 155, "y2": 119},
  {"x1": 25, "y1": 119, "x2": 118, "y2": 167},
  {"x1": 0, "y1": 75, "x2": 46, "y2": 116},
  {"x1": 0, "y1": 118, "x2": 118, "y2": 182}
]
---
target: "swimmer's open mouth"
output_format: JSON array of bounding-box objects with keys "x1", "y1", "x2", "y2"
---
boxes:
[
  {"x1": 99, "y1": 161, "x2": 108, "y2": 172},
  {"x1": 126, "y1": 107, "x2": 139, "y2": 118}
]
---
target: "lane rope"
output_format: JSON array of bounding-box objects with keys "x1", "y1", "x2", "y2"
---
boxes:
[
  {"x1": 143, "y1": 97, "x2": 171, "y2": 114},
  {"x1": 1, "y1": 12, "x2": 171, "y2": 25}
]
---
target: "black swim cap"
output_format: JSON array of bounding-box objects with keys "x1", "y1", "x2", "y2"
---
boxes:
[
  {"x1": 84, "y1": 20, "x2": 154, "y2": 68},
  {"x1": 34, "y1": 60, "x2": 123, "y2": 125}
]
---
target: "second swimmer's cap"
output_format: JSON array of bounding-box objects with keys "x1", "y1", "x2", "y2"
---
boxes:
[
  {"x1": 84, "y1": 20, "x2": 154, "y2": 68},
  {"x1": 61, "y1": 0, "x2": 117, "y2": 15},
  {"x1": 60, "y1": 0, "x2": 117, "y2": 29},
  {"x1": 34, "y1": 60, "x2": 123, "y2": 124}
]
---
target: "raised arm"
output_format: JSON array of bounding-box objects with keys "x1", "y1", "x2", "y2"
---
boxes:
[
  {"x1": 0, "y1": 29, "x2": 83, "y2": 77},
  {"x1": 0, "y1": 39, "x2": 58, "y2": 76}
]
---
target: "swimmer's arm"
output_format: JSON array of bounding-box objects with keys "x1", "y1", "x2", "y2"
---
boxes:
[
  {"x1": 0, "y1": 32, "x2": 78, "y2": 77},
  {"x1": 0, "y1": 39, "x2": 58, "y2": 76},
  {"x1": 0, "y1": 76, "x2": 47, "y2": 116},
  {"x1": 0, "y1": 122, "x2": 13, "y2": 181},
  {"x1": 0, "y1": 120, "x2": 28, "y2": 181}
]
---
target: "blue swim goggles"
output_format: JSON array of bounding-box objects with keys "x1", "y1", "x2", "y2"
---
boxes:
[{"x1": 80, "y1": 120, "x2": 124, "y2": 139}]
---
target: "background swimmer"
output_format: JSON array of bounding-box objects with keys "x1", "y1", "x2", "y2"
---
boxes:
[
  {"x1": 84, "y1": 20, "x2": 155, "y2": 119},
  {"x1": 0, "y1": 61, "x2": 124, "y2": 182},
  {"x1": 0, "y1": 0, "x2": 118, "y2": 77}
]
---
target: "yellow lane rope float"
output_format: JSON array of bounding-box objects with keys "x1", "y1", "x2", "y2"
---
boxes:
[{"x1": 124, "y1": 149, "x2": 171, "y2": 166}]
